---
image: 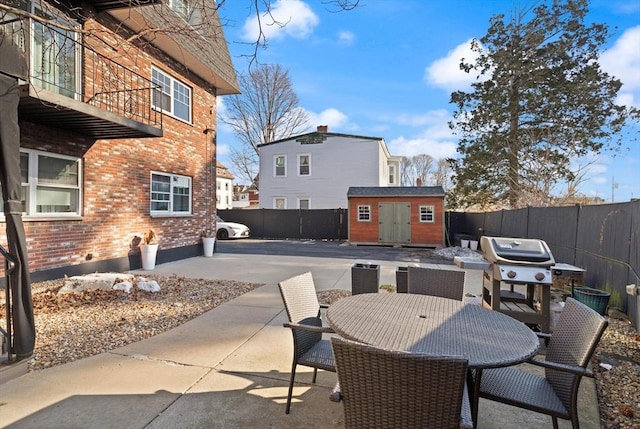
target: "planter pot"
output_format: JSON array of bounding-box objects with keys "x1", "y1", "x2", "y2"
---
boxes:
[
  {"x1": 469, "y1": 240, "x2": 479, "y2": 250},
  {"x1": 573, "y1": 286, "x2": 610, "y2": 315},
  {"x1": 202, "y1": 237, "x2": 215, "y2": 257},
  {"x1": 461, "y1": 239, "x2": 469, "y2": 248},
  {"x1": 140, "y1": 244, "x2": 158, "y2": 270}
]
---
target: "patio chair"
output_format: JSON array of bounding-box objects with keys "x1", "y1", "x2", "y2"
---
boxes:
[
  {"x1": 278, "y1": 272, "x2": 336, "y2": 414},
  {"x1": 407, "y1": 267, "x2": 466, "y2": 301},
  {"x1": 478, "y1": 297, "x2": 608, "y2": 429},
  {"x1": 330, "y1": 337, "x2": 472, "y2": 429}
]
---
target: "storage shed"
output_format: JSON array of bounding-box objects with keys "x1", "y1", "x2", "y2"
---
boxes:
[{"x1": 347, "y1": 186, "x2": 445, "y2": 247}]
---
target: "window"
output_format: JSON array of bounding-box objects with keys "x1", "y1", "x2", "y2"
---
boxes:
[
  {"x1": 274, "y1": 155, "x2": 286, "y2": 177},
  {"x1": 419, "y1": 205, "x2": 435, "y2": 223},
  {"x1": 388, "y1": 165, "x2": 395, "y2": 184},
  {"x1": 151, "y1": 172, "x2": 192, "y2": 215},
  {"x1": 152, "y1": 67, "x2": 192, "y2": 122},
  {"x1": 299, "y1": 154, "x2": 310, "y2": 176},
  {"x1": 274, "y1": 198, "x2": 286, "y2": 209},
  {"x1": 170, "y1": 0, "x2": 188, "y2": 20},
  {"x1": 357, "y1": 205, "x2": 371, "y2": 221},
  {"x1": 1, "y1": 149, "x2": 82, "y2": 217},
  {"x1": 1, "y1": 0, "x2": 80, "y2": 98},
  {"x1": 169, "y1": 0, "x2": 204, "y2": 26},
  {"x1": 299, "y1": 199, "x2": 310, "y2": 209}
]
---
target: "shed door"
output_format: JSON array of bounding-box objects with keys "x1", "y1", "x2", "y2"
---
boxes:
[{"x1": 378, "y1": 203, "x2": 410, "y2": 243}]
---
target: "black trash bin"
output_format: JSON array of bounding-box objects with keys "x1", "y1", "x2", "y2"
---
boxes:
[
  {"x1": 396, "y1": 266, "x2": 408, "y2": 293},
  {"x1": 351, "y1": 263, "x2": 379, "y2": 295}
]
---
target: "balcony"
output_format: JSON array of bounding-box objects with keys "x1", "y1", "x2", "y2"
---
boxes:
[{"x1": 8, "y1": 16, "x2": 163, "y2": 140}]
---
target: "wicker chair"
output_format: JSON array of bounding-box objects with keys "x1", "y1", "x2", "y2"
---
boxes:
[
  {"x1": 479, "y1": 297, "x2": 608, "y2": 429},
  {"x1": 331, "y1": 337, "x2": 472, "y2": 429},
  {"x1": 278, "y1": 272, "x2": 336, "y2": 414},
  {"x1": 407, "y1": 267, "x2": 466, "y2": 301}
]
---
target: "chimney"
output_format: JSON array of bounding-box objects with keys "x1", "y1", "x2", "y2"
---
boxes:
[
  {"x1": 416, "y1": 178, "x2": 422, "y2": 187},
  {"x1": 317, "y1": 125, "x2": 328, "y2": 133}
]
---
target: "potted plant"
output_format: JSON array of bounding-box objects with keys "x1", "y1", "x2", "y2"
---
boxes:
[
  {"x1": 201, "y1": 229, "x2": 215, "y2": 257},
  {"x1": 139, "y1": 229, "x2": 159, "y2": 270}
]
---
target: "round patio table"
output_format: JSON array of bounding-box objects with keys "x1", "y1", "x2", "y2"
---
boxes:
[
  {"x1": 326, "y1": 293, "x2": 540, "y2": 368},
  {"x1": 326, "y1": 293, "x2": 541, "y2": 425}
]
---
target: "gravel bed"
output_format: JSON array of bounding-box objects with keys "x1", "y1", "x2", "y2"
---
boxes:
[
  {"x1": 4, "y1": 275, "x2": 262, "y2": 372},
  {"x1": 3, "y1": 278, "x2": 638, "y2": 428}
]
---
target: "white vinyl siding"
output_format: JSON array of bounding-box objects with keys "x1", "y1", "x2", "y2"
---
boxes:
[{"x1": 151, "y1": 172, "x2": 192, "y2": 216}]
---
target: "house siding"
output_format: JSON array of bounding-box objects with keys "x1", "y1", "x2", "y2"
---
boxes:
[
  {"x1": 0, "y1": 3, "x2": 236, "y2": 277},
  {"x1": 259, "y1": 134, "x2": 389, "y2": 209}
]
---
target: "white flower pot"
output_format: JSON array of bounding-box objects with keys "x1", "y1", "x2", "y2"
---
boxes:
[
  {"x1": 202, "y1": 237, "x2": 215, "y2": 257},
  {"x1": 461, "y1": 239, "x2": 469, "y2": 248},
  {"x1": 470, "y1": 240, "x2": 479, "y2": 250},
  {"x1": 140, "y1": 244, "x2": 158, "y2": 270}
]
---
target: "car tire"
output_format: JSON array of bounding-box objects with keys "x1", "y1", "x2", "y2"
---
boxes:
[{"x1": 217, "y1": 229, "x2": 229, "y2": 240}]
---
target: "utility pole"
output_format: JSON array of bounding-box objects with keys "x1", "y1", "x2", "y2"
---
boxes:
[{"x1": 611, "y1": 176, "x2": 618, "y2": 203}]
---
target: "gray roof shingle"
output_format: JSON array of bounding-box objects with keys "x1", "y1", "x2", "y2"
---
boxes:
[{"x1": 347, "y1": 186, "x2": 445, "y2": 197}]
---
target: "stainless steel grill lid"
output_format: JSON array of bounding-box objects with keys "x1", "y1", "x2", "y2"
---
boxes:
[{"x1": 480, "y1": 236, "x2": 555, "y2": 266}]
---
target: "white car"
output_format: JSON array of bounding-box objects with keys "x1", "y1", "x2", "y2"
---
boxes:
[{"x1": 216, "y1": 215, "x2": 250, "y2": 240}]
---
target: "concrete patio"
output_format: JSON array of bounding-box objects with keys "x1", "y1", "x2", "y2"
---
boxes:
[{"x1": 0, "y1": 243, "x2": 601, "y2": 428}]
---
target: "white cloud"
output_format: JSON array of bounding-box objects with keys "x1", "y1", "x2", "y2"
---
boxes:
[
  {"x1": 337, "y1": 30, "x2": 355, "y2": 45},
  {"x1": 241, "y1": 0, "x2": 319, "y2": 42},
  {"x1": 387, "y1": 109, "x2": 458, "y2": 159},
  {"x1": 600, "y1": 26, "x2": 640, "y2": 107},
  {"x1": 424, "y1": 39, "x2": 481, "y2": 91},
  {"x1": 307, "y1": 108, "x2": 349, "y2": 130}
]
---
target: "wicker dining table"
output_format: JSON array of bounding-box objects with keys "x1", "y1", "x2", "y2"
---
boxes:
[{"x1": 326, "y1": 293, "x2": 541, "y2": 425}]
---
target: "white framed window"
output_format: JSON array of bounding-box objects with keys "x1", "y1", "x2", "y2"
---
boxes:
[
  {"x1": 151, "y1": 67, "x2": 192, "y2": 123},
  {"x1": 357, "y1": 205, "x2": 371, "y2": 221},
  {"x1": 419, "y1": 205, "x2": 435, "y2": 223},
  {"x1": 274, "y1": 155, "x2": 286, "y2": 177},
  {"x1": 388, "y1": 165, "x2": 395, "y2": 184},
  {"x1": 274, "y1": 197, "x2": 286, "y2": 209},
  {"x1": 1, "y1": 149, "x2": 82, "y2": 218},
  {"x1": 151, "y1": 172, "x2": 192, "y2": 216},
  {"x1": 169, "y1": 0, "x2": 204, "y2": 26},
  {"x1": 298, "y1": 198, "x2": 310, "y2": 209},
  {"x1": 298, "y1": 154, "x2": 310, "y2": 176}
]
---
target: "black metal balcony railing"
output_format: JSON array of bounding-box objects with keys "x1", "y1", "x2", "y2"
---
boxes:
[{"x1": 2, "y1": 14, "x2": 163, "y2": 138}]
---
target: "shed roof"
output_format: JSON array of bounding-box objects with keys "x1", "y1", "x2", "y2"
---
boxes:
[{"x1": 347, "y1": 186, "x2": 445, "y2": 197}]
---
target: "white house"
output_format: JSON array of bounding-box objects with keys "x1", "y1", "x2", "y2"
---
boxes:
[
  {"x1": 258, "y1": 126, "x2": 401, "y2": 209},
  {"x1": 216, "y1": 161, "x2": 234, "y2": 210}
]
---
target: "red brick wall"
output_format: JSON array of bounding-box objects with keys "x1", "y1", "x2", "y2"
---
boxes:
[
  {"x1": 348, "y1": 196, "x2": 444, "y2": 246},
  {"x1": 1, "y1": 15, "x2": 219, "y2": 274}
]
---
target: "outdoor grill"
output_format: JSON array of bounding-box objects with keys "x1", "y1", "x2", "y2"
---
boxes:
[{"x1": 480, "y1": 236, "x2": 556, "y2": 332}]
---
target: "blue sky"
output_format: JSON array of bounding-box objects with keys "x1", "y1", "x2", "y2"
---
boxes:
[{"x1": 215, "y1": 0, "x2": 640, "y2": 203}]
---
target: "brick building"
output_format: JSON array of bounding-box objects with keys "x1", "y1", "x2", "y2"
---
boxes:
[{"x1": 0, "y1": 0, "x2": 239, "y2": 280}]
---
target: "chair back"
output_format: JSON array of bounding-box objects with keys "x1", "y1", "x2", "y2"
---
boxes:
[
  {"x1": 407, "y1": 267, "x2": 466, "y2": 301},
  {"x1": 545, "y1": 297, "x2": 608, "y2": 409},
  {"x1": 278, "y1": 272, "x2": 321, "y2": 323},
  {"x1": 331, "y1": 337, "x2": 468, "y2": 429}
]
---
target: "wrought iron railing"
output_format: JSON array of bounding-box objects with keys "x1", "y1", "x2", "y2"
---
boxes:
[{"x1": 1, "y1": 14, "x2": 162, "y2": 130}]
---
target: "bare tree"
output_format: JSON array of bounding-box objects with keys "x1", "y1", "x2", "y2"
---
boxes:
[
  {"x1": 221, "y1": 63, "x2": 310, "y2": 186},
  {"x1": 432, "y1": 158, "x2": 453, "y2": 190},
  {"x1": 400, "y1": 154, "x2": 436, "y2": 186}
]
